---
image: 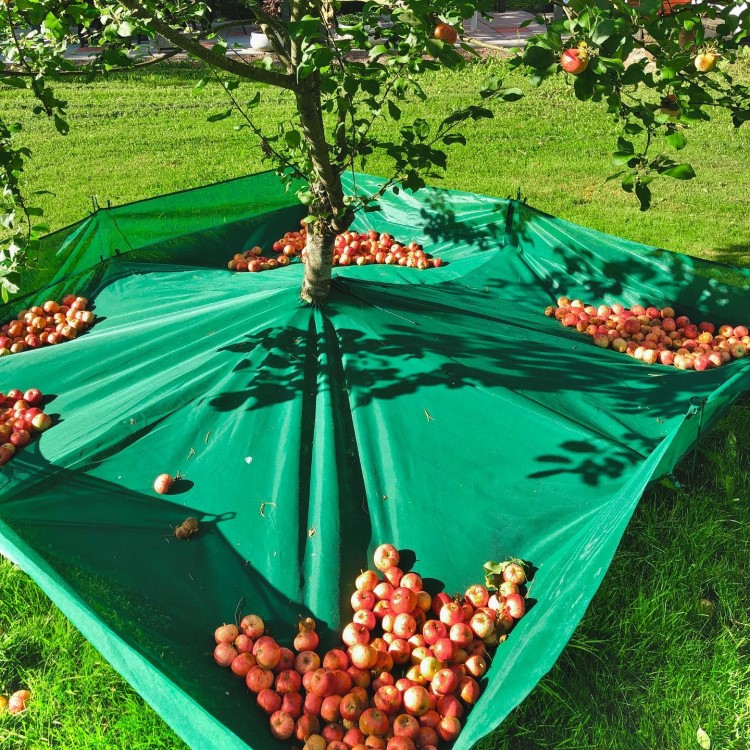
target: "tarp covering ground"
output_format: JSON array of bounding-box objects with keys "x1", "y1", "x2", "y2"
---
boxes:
[{"x1": 0, "y1": 171, "x2": 749, "y2": 750}]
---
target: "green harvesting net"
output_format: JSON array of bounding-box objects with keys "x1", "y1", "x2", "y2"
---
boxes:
[{"x1": 0, "y1": 171, "x2": 748, "y2": 750}]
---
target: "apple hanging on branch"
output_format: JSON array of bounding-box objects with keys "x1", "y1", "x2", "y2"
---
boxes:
[
  {"x1": 694, "y1": 50, "x2": 718, "y2": 73},
  {"x1": 514, "y1": 0, "x2": 750, "y2": 211},
  {"x1": 434, "y1": 23, "x2": 459, "y2": 45},
  {"x1": 560, "y1": 45, "x2": 589, "y2": 75}
]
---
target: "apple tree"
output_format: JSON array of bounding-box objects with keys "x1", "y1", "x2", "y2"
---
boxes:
[
  {"x1": 518, "y1": 0, "x2": 750, "y2": 209},
  {"x1": 0, "y1": 0, "x2": 748, "y2": 303},
  {"x1": 0, "y1": 0, "x2": 517, "y2": 302}
]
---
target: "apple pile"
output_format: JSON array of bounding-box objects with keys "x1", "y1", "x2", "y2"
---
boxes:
[
  {"x1": 0, "y1": 689, "x2": 31, "y2": 714},
  {"x1": 213, "y1": 544, "x2": 529, "y2": 750},
  {"x1": 227, "y1": 247, "x2": 292, "y2": 273},
  {"x1": 546, "y1": 297, "x2": 750, "y2": 370},
  {"x1": 0, "y1": 295, "x2": 95, "y2": 355},
  {"x1": 0, "y1": 388, "x2": 53, "y2": 465},
  {"x1": 228, "y1": 225, "x2": 445, "y2": 273},
  {"x1": 326, "y1": 230, "x2": 444, "y2": 270}
]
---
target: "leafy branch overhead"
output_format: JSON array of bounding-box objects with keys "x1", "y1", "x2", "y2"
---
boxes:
[
  {"x1": 0, "y1": 0, "x2": 749, "y2": 299},
  {"x1": 515, "y1": 0, "x2": 750, "y2": 210}
]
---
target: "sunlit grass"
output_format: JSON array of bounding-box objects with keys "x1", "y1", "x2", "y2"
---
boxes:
[{"x1": 1, "y1": 56, "x2": 749, "y2": 749}]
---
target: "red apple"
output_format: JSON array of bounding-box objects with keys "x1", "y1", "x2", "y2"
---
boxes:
[
  {"x1": 270, "y1": 710, "x2": 295, "y2": 740},
  {"x1": 257, "y1": 688, "x2": 283, "y2": 715},
  {"x1": 373, "y1": 543, "x2": 399, "y2": 571}
]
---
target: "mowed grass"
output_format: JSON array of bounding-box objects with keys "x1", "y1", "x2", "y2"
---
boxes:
[{"x1": 1, "y1": 56, "x2": 750, "y2": 749}]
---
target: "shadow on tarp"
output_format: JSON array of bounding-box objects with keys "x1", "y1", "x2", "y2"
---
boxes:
[
  {"x1": 0, "y1": 456, "x2": 322, "y2": 745},
  {"x1": 1, "y1": 172, "x2": 750, "y2": 750},
  {"x1": 206, "y1": 276, "x2": 749, "y2": 488}
]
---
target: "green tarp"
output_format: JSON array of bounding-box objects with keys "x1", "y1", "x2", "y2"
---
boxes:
[{"x1": 1, "y1": 171, "x2": 748, "y2": 750}]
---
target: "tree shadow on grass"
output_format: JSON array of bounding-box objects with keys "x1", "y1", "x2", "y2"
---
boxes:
[{"x1": 706, "y1": 243, "x2": 750, "y2": 266}]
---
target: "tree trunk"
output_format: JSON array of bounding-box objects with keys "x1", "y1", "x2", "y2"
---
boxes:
[
  {"x1": 294, "y1": 75, "x2": 351, "y2": 304},
  {"x1": 300, "y1": 210, "x2": 339, "y2": 303}
]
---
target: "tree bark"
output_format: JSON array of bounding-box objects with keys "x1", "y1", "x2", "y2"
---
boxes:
[
  {"x1": 300, "y1": 210, "x2": 339, "y2": 303},
  {"x1": 294, "y1": 75, "x2": 352, "y2": 303}
]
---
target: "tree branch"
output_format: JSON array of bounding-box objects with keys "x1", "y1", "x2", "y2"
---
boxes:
[
  {"x1": 116, "y1": 0, "x2": 296, "y2": 90},
  {"x1": 212, "y1": 70, "x2": 308, "y2": 182}
]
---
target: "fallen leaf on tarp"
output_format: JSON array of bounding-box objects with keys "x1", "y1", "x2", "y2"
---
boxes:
[{"x1": 259, "y1": 501, "x2": 276, "y2": 517}]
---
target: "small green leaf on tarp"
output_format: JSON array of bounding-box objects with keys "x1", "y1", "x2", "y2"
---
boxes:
[
  {"x1": 483, "y1": 559, "x2": 510, "y2": 588},
  {"x1": 696, "y1": 727, "x2": 711, "y2": 749},
  {"x1": 259, "y1": 501, "x2": 277, "y2": 518}
]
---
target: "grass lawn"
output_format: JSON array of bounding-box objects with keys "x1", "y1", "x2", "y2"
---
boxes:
[{"x1": 1, "y1": 55, "x2": 749, "y2": 749}]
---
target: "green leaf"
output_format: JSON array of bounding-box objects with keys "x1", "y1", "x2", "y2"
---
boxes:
[
  {"x1": 117, "y1": 21, "x2": 133, "y2": 38},
  {"x1": 296, "y1": 187, "x2": 314, "y2": 205},
  {"x1": 207, "y1": 109, "x2": 233, "y2": 122},
  {"x1": 617, "y1": 137, "x2": 634, "y2": 154},
  {"x1": 442, "y1": 133, "x2": 466, "y2": 146},
  {"x1": 665, "y1": 131, "x2": 687, "y2": 151},
  {"x1": 662, "y1": 163, "x2": 695, "y2": 180},
  {"x1": 0, "y1": 77, "x2": 29, "y2": 90},
  {"x1": 597, "y1": 56, "x2": 624, "y2": 71},
  {"x1": 311, "y1": 47, "x2": 335, "y2": 68},
  {"x1": 523, "y1": 45, "x2": 555, "y2": 70},
  {"x1": 605, "y1": 171, "x2": 625, "y2": 184},
  {"x1": 500, "y1": 88, "x2": 524, "y2": 102},
  {"x1": 612, "y1": 151, "x2": 635, "y2": 166},
  {"x1": 414, "y1": 118, "x2": 430, "y2": 140},
  {"x1": 635, "y1": 181, "x2": 652, "y2": 211},
  {"x1": 54, "y1": 114, "x2": 69, "y2": 135},
  {"x1": 288, "y1": 17, "x2": 320, "y2": 39},
  {"x1": 43, "y1": 12, "x2": 64, "y2": 38},
  {"x1": 591, "y1": 19, "x2": 615, "y2": 45},
  {"x1": 369, "y1": 44, "x2": 388, "y2": 59},
  {"x1": 479, "y1": 75, "x2": 503, "y2": 98},
  {"x1": 573, "y1": 71, "x2": 594, "y2": 101},
  {"x1": 361, "y1": 78, "x2": 380, "y2": 96},
  {"x1": 284, "y1": 130, "x2": 301, "y2": 148}
]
